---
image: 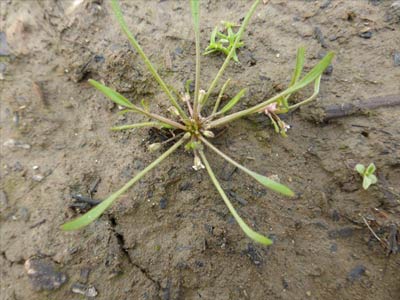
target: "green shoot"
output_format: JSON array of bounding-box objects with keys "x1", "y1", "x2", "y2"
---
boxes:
[
  {"x1": 204, "y1": 21, "x2": 244, "y2": 63},
  {"x1": 355, "y1": 163, "x2": 378, "y2": 190},
  {"x1": 202, "y1": 0, "x2": 261, "y2": 107},
  {"x1": 62, "y1": 0, "x2": 334, "y2": 246}
]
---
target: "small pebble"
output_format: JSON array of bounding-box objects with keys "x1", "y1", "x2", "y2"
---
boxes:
[
  {"x1": 347, "y1": 265, "x2": 366, "y2": 282},
  {"x1": 3, "y1": 139, "x2": 31, "y2": 149},
  {"x1": 0, "y1": 32, "x2": 10, "y2": 56},
  {"x1": 0, "y1": 190, "x2": 8, "y2": 208},
  {"x1": 71, "y1": 282, "x2": 98, "y2": 298},
  {"x1": 328, "y1": 227, "x2": 354, "y2": 239},
  {"x1": 306, "y1": 291, "x2": 312, "y2": 297},
  {"x1": 24, "y1": 259, "x2": 68, "y2": 291},
  {"x1": 393, "y1": 51, "x2": 400, "y2": 66},
  {"x1": 320, "y1": 0, "x2": 332, "y2": 9},
  {"x1": 359, "y1": 31, "x2": 372, "y2": 39},
  {"x1": 32, "y1": 174, "x2": 44, "y2": 182},
  {"x1": 159, "y1": 198, "x2": 167, "y2": 209},
  {"x1": 32, "y1": 165, "x2": 39, "y2": 170},
  {"x1": 13, "y1": 207, "x2": 30, "y2": 222}
]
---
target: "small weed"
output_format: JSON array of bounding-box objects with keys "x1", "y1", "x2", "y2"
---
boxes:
[
  {"x1": 62, "y1": 0, "x2": 334, "y2": 246},
  {"x1": 355, "y1": 163, "x2": 378, "y2": 190},
  {"x1": 204, "y1": 21, "x2": 244, "y2": 62}
]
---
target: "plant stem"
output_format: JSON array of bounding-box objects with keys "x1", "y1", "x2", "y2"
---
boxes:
[
  {"x1": 191, "y1": 0, "x2": 201, "y2": 121},
  {"x1": 201, "y1": 0, "x2": 260, "y2": 108},
  {"x1": 111, "y1": 122, "x2": 164, "y2": 131},
  {"x1": 212, "y1": 78, "x2": 231, "y2": 115},
  {"x1": 110, "y1": 0, "x2": 189, "y2": 121}
]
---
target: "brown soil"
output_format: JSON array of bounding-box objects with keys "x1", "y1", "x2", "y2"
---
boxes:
[{"x1": 1, "y1": 0, "x2": 399, "y2": 299}]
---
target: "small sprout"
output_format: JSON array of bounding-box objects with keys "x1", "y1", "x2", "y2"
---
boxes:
[
  {"x1": 204, "y1": 21, "x2": 244, "y2": 62},
  {"x1": 355, "y1": 163, "x2": 378, "y2": 190}
]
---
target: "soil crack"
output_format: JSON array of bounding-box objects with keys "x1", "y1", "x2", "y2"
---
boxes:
[{"x1": 108, "y1": 215, "x2": 161, "y2": 298}]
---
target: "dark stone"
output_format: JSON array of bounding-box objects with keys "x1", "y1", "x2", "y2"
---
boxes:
[
  {"x1": 330, "y1": 243, "x2": 338, "y2": 253},
  {"x1": 320, "y1": 0, "x2": 332, "y2": 9},
  {"x1": 347, "y1": 265, "x2": 366, "y2": 282},
  {"x1": 328, "y1": 35, "x2": 338, "y2": 41},
  {"x1": 159, "y1": 198, "x2": 167, "y2": 209},
  {"x1": 0, "y1": 62, "x2": 6, "y2": 73},
  {"x1": 219, "y1": 161, "x2": 237, "y2": 181},
  {"x1": 80, "y1": 267, "x2": 91, "y2": 284},
  {"x1": 359, "y1": 31, "x2": 372, "y2": 39},
  {"x1": 0, "y1": 32, "x2": 10, "y2": 56},
  {"x1": 244, "y1": 243, "x2": 263, "y2": 265},
  {"x1": 282, "y1": 278, "x2": 289, "y2": 289},
  {"x1": 174, "y1": 47, "x2": 183, "y2": 56},
  {"x1": 94, "y1": 54, "x2": 104, "y2": 63},
  {"x1": 24, "y1": 259, "x2": 68, "y2": 291},
  {"x1": 179, "y1": 182, "x2": 191, "y2": 191},
  {"x1": 227, "y1": 190, "x2": 248, "y2": 206},
  {"x1": 314, "y1": 27, "x2": 327, "y2": 48},
  {"x1": 195, "y1": 260, "x2": 204, "y2": 268},
  {"x1": 0, "y1": 190, "x2": 8, "y2": 209},
  {"x1": 328, "y1": 227, "x2": 354, "y2": 239},
  {"x1": 324, "y1": 64, "x2": 333, "y2": 75},
  {"x1": 330, "y1": 209, "x2": 340, "y2": 222},
  {"x1": 394, "y1": 51, "x2": 400, "y2": 66}
]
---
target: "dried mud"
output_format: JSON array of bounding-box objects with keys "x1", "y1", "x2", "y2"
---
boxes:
[{"x1": 1, "y1": 0, "x2": 399, "y2": 300}]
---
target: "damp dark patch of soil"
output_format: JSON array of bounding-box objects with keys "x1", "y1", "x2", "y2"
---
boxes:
[{"x1": 1, "y1": 1, "x2": 399, "y2": 300}]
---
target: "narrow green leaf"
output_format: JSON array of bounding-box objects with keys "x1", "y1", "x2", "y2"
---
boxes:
[
  {"x1": 219, "y1": 88, "x2": 247, "y2": 114},
  {"x1": 212, "y1": 78, "x2": 231, "y2": 114},
  {"x1": 190, "y1": 0, "x2": 200, "y2": 32},
  {"x1": 288, "y1": 51, "x2": 334, "y2": 94},
  {"x1": 61, "y1": 135, "x2": 188, "y2": 231},
  {"x1": 248, "y1": 170, "x2": 295, "y2": 197},
  {"x1": 208, "y1": 51, "x2": 334, "y2": 128},
  {"x1": 199, "y1": 151, "x2": 272, "y2": 246},
  {"x1": 89, "y1": 79, "x2": 134, "y2": 109},
  {"x1": 110, "y1": 0, "x2": 188, "y2": 119},
  {"x1": 289, "y1": 47, "x2": 305, "y2": 87},
  {"x1": 199, "y1": 136, "x2": 295, "y2": 197},
  {"x1": 210, "y1": 26, "x2": 218, "y2": 44}
]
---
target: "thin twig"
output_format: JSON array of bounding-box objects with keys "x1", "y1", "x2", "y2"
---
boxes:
[{"x1": 362, "y1": 216, "x2": 388, "y2": 248}]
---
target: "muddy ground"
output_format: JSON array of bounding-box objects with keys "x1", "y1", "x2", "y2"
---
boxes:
[{"x1": 1, "y1": 0, "x2": 399, "y2": 299}]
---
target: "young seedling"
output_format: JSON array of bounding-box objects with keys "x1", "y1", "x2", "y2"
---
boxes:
[
  {"x1": 204, "y1": 21, "x2": 244, "y2": 62},
  {"x1": 355, "y1": 163, "x2": 378, "y2": 190},
  {"x1": 61, "y1": 0, "x2": 334, "y2": 246}
]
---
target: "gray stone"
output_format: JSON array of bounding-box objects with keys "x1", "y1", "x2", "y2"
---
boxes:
[{"x1": 24, "y1": 258, "x2": 68, "y2": 291}]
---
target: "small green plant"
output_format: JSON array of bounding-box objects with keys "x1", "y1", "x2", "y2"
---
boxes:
[
  {"x1": 204, "y1": 21, "x2": 244, "y2": 62},
  {"x1": 61, "y1": 0, "x2": 334, "y2": 246},
  {"x1": 355, "y1": 163, "x2": 378, "y2": 190}
]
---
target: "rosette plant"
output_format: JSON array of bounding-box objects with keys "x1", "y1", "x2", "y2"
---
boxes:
[{"x1": 62, "y1": 0, "x2": 334, "y2": 246}]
